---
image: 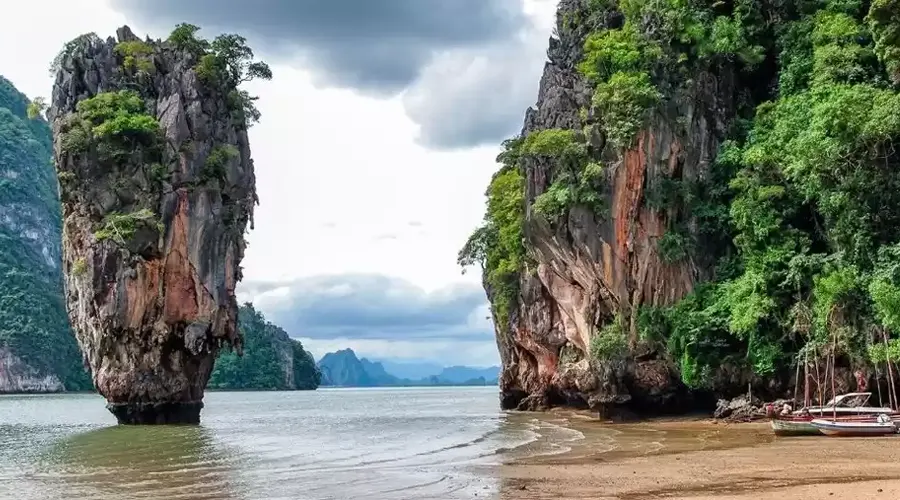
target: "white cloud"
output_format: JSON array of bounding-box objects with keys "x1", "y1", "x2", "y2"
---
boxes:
[
  {"x1": 403, "y1": 0, "x2": 558, "y2": 149},
  {"x1": 0, "y1": 0, "x2": 130, "y2": 100}
]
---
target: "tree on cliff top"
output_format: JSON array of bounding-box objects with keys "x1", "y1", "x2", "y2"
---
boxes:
[{"x1": 168, "y1": 23, "x2": 272, "y2": 125}]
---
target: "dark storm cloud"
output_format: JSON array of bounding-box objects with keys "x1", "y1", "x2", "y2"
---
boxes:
[
  {"x1": 237, "y1": 274, "x2": 492, "y2": 341},
  {"x1": 109, "y1": 0, "x2": 528, "y2": 92},
  {"x1": 109, "y1": 0, "x2": 548, "y2": 149}
]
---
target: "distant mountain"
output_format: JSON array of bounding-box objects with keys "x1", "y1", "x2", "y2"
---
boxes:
[
  {"x1": 378, "y1": 360, "x2": 443, "y2": 380},
  {"x1": 435, "y1": 366, "x2": 500, "y2": 384},
  {"x1": 318, "y1": 349, "x2": 499, "y2": 387},
  {"x1": 317, "y1": 349, "x2": 398, "y2": 387}
]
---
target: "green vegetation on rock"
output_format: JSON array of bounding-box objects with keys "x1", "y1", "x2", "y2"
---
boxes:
[
  {"x1": 465, "y1": 0, "x2": 900, "y2": 392},
  {"x1": 26, "y1": 97, "x2": 46, "y2": 120},
  {"x1": 93, "y1": 209, "x2": 162, "y2": 245},
  {"x1": 590, "y1": 315, "x2": 628, "y2": 361},
  {"x1": 458, "y1": 139, "x2": 526, "y2": 327},
  {"x1": 0, "y1": 76, "x2": 91, "y2": 391},
  {"x1": 209, "y1": 304, "x2": 321, "y2": 390},
  {"x1": 203, "y1": 144, "x2": 240, "y2": 181},
  {"x1": 623, "y1": 0, "x2": 900, "y2": 388}
]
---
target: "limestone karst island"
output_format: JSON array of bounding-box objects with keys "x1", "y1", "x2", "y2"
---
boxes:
[{"x1": 3, "y1": 0, "x2": 900, "y2": 499}]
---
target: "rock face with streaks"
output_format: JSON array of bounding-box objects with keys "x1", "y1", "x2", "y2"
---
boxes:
[
  {"x1": 49, "y1": 26, "x2": 260, "y2": 423},
  {"x1": 0, "y1": 348, "x2": 64, "y2": 393},
  {"x1": 475, "y1": 0, "x2": 757, "y2": 415}
]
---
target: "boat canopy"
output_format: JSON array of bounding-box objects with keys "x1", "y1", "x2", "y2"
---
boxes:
[{"x1": 824, "y1": 392, "x2": 871, "y2": 408}]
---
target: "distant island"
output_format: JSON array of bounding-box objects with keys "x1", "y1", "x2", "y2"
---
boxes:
[
  {"x1": 208, "y1": 304, "x2": 321, "y2": 391},
  {"x1": 317, "y1": 349, "x2": 499, "y2": 387}
]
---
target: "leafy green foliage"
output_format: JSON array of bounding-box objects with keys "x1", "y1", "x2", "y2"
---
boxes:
[
  {"x1": 203, "y1": 144, "x2": 239, "y2": 181},
  {"x1": 209, "y1": 304, "x2": 321, "y2": 390},
  {"x1": 579, "y1": 0, "x2": 766, "y2": 150},
  {"x1": 590, "y1": 315, "x2": 627, "y2": 361},
  {"x1": 658, "y1": 228, "x2": 691, "y2": 263},
  {"x1": 656, "y1": 0, "x2": 900, "y2": 387},
  {"x1": 72, "y1": 258, "x2": 87, "y2": 277},
  {"x1": 458, "y1": 139, "x2": 526, "y2": 326},
  {"x1": 869, "y1": 0, "x2": 900, "y2": 84},
  {"x1": 523, "y1": 129, "x2": 606, "y2": 219},
  {"x1": 0, "y1": 76, "x2": 91, "y2": 390},
  {"x1": 59, "y1": 90, "x2": 162, "y2": 176},
  {"x1": 522, "y1": 128, "x2": 585, "y2": 157},
  {"x1": 579, "y1": 24, "x2": 659, "y2": 82},
  {"x1": 532, "y1": 181, "x2": 573, "y2": 220},
  {"x1": 592, "y1": 71, "x2": 661, "y2": 148},
  {"x1": 26, "y1": 97, "x2": 46, "y2": 120},
  {"x1": 75, "y1": 90, "x2": 159, "y2": 140},
  {"x1": 114, "y1": 40, "x2": 155, "y2": 73},
  {"x1": 167, "y1": 23, "x2": 209, "y2": 54}
]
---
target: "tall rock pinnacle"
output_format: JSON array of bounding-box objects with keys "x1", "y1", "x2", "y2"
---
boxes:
[{"x1": 49, "y1": 25, "x2": 266, "y2": 424}]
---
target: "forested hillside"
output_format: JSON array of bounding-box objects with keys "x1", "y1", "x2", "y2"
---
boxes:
[
  {"x1": 0, "y1": 76, "x2": 90, "y2": 392},
  {"x1": 209, "y1": 304, "x2": 321, "y2": 390}
]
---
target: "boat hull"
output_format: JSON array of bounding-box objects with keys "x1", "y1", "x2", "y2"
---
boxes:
[
  {"x1": 771, "y1": 418, "x2": 819, "y2": 436},
  {"x1": 798, "y1": 407, "x2": 894, "y2": 416},
  {"x1": 810, "y1": 419, "x2": 897, "y2": 437}
]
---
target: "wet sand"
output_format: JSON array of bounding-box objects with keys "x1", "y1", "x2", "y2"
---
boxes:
[{"x1": 500, "y1": 411, "x2": 900, "y2": 499}]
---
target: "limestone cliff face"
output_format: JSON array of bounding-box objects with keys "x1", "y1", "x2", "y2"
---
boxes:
[
  {"x1": 0, "y1": 348, "x2": 64, "y2": 393},
  {"x1": 495, "y1": 0, "x2": 743, "y2": 413},
  {"x1": 49, "y1": 27, "x2": 257, "y2": 423}
]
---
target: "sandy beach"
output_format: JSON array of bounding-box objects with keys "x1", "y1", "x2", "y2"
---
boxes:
[{"x1": 499, "y1": 412, "x2": 900, "y2": 499}]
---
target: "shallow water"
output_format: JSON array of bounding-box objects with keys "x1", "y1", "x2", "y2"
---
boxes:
[{"x1": 0, "y1": 387, "x2": 579, "y2": 500}]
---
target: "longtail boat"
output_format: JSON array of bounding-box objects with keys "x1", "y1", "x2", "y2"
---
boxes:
[
  {"x1": 770, "y1": 415, "x2": 820, "y2": 436},
  {"x1": 793, "y1": 392, "x2": 893, "y2": 417},
  {"x1": 769, "y1": 392, "x2": 895, "y2": 436},
  {"x1": 811, "y1": 414, "x2": 898, "y2": 437}
]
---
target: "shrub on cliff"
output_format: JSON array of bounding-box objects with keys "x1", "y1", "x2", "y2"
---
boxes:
[{"x1": 590, "y1": 316, "x2": 627, "y2": 362}]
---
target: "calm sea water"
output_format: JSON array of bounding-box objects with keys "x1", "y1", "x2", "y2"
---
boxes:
[{"x1": 0, "y1": 387, "x2": 583, "y2": 500}]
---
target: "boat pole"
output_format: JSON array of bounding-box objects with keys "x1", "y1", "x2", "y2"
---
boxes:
[
  {"x1": 831, "y1": 328, "x2": 837, "y2": 423},
  {"x1": 793, "y1": 353, "x2": 801, "y2": 407},
  {"x1": 875, "y1": 361, "x2": 884, "y2": 408},
  {"x1": 804, "y1": 349, "x2": 810, "y2": 408},
  {"x1": 815, "y1": 345, "x2": 823, "y2": 405},
  {"x1": 883, "y1": 329, "x2": 897, "y2": 410}
]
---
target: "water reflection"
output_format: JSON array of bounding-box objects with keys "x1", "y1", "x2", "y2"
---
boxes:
[{"x1": 44, "y1": 425, "x2": 241, "y2": 500}]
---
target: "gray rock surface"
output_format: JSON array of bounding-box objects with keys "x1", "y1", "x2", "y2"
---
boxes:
[
  {"x1": 49, "y1": 26, "x2": 257, "y2": 423},
  {"x1": 492, "y1": 0, "x2": 743, "y2": 415}
]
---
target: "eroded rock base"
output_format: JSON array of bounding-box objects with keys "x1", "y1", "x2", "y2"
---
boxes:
[{"x1": 107, "y1": 401, "x2": 204, "y2": 425}]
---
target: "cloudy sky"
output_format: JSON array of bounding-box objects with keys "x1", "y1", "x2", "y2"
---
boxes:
[{"x1": 0, "y1": 0, "x2": 557, "y2": 367}]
